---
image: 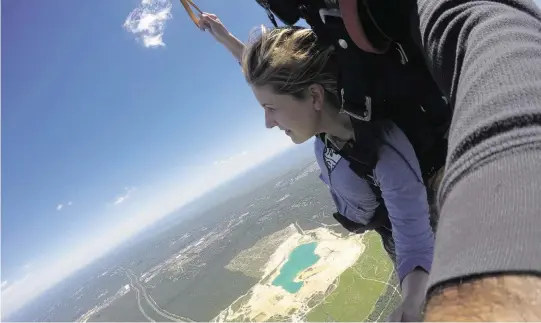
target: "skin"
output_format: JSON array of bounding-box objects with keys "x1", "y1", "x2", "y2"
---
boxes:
[
  {"x1": 250, "y1": 84, "x2": 353, "y2": 144},
  {"x1": 198, "y1": 13, "x2": 244, "y2": 62},
  {"x1": 425, "y1": 275, "x2": 541, "y2": 321}
]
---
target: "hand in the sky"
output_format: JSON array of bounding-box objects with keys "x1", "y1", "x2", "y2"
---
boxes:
[{"x1": 198, "y1": 13, "x2": 231, "y2": 44}]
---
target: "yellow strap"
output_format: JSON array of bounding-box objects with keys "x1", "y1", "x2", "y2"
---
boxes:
[{"x1": 179, "y1": 0, "x2": 203, "y2": 27}]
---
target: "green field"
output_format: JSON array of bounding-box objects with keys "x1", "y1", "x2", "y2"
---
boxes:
[{"x1": 306, "y1": 231, "x2": 398, "y2": 322}]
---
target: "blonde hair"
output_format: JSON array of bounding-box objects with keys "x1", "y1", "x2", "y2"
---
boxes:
[{"x1": 241, "y1": 26, "x2": 339, "y2": 105}]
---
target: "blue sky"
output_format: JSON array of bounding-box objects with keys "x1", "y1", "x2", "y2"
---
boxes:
[
  {"x1": 1, "y1": 0, "x2": 299, "y2": 317},
  {"x1": 3, "y1": 0, "x2": 541, "y2": 319}
]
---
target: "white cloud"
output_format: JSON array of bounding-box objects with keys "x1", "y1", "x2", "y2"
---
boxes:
[
  {"x1": 113, "y1": 187, "x2": 136, "y2": 206},
  {"x1": 123, "y1": 0, "x2": 173, "y2": 48},
  {"x1": 1, "y1": 274, "x2": 31, "y2": 313},
  {"x1": 56, "y1": 201, "x2": 73, "y2": 211},
  {"x1": 1, "y1": 281, "x2": 8, "y2": 290},
  {"x1": 214, "y1": 150, "x2": 249, "y2": 165}
]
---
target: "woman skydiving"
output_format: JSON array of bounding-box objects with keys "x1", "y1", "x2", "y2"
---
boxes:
[{"x1": 198, "y1": 12, "x2": 442, "y2": 321}]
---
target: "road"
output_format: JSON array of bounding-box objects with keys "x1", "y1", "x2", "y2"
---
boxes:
[{"x1": 120, "y1": 267, "x2": 194, "y2": 322}]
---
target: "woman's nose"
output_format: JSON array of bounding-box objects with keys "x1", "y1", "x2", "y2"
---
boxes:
[{"x1": 264, "y1": 111, "x2": 277, "y2": 129}]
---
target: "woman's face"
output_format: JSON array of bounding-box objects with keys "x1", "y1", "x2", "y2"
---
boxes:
[{"x1": 251, "y1": 84, "x2": 323, "y2": 144}]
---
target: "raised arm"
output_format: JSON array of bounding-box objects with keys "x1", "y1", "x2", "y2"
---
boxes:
[
  {"x1": 411, "y1": 0, "x2": 541, "y2": 320},
  {"x1": 199, "y1": 13, "x2": 245, "y2": 63}
]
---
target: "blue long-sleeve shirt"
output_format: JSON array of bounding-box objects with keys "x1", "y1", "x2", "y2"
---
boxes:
[{"x1": 315, "y1": 121, "x2": 434, "y2": 281}]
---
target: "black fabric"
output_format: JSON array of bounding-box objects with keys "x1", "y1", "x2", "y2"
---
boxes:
[
  {"x1": 255, "y1": 0, "x2": 301, "y2": 25},
  {"x1": 375, "y1": 225, "x2": 397, "y2": 265},
  {"x1": 333, "y1": 204, "x2": 390, "y2": 233},
  {"x1": 356, "y1": 0, "x2": 393, "y2": 51}
]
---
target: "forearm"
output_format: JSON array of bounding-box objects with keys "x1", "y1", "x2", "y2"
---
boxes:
[
  {"x1": 425, "y1": 275, "x2": 541, "y2": 321},
  {"x1": 415, "y1": 0, "x2": 541, "y2": 294},
  {"x1": 219, "y1": 33, "x2": 245, "y2": 63}
]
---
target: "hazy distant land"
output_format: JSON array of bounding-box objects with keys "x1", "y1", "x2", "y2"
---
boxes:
[{"x1": 9, "y1": 143, "x2": 400, "y2": 322}]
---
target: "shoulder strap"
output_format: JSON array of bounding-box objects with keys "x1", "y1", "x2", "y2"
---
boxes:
[{"x1": 338, "y1": 0, "x2": 391, "y2": 53}]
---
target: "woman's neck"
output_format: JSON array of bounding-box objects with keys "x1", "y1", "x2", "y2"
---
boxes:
[{"x1": 319, "y1": 107, "x2": 354, "y2": 142}]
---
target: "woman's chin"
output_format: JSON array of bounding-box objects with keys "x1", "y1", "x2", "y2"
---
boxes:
[{"x1": 289, "y1": 134, "x2": 309, "y2": 144}]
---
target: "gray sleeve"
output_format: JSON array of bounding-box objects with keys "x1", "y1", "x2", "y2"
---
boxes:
[{"x1": 414, "y1": 0, "x2": 541, "y2": 294}]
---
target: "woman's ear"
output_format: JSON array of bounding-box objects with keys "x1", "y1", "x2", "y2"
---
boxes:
[{"x1": 308, "y1": 84, "x2": 326, "y2": 111}]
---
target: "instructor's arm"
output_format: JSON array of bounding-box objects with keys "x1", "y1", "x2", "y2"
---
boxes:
[{"x1": 413, "y1": 0, "x2": 541, "y2": 320}]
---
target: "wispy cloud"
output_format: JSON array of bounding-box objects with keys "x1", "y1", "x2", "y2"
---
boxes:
[
  {"x1": 214, "y1": 151, "x2": 249, "y2": 166},
  {"x1": 1, "y1": 274, "x2": 32, "y2": 316},
  {"x1": 123, "y1": 0, "x2": 173, "y2": 48},
  {"x1": 56, "y1": 201, "x2": 73, "y2": 211},
  {"x1": 113, "y1": 187, "x2": 136, "y2": 206}
]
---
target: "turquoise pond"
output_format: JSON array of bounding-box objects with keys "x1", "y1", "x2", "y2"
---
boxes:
[{"x1": 271, "y1": 242, "x2": 320, "y2": 293}]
